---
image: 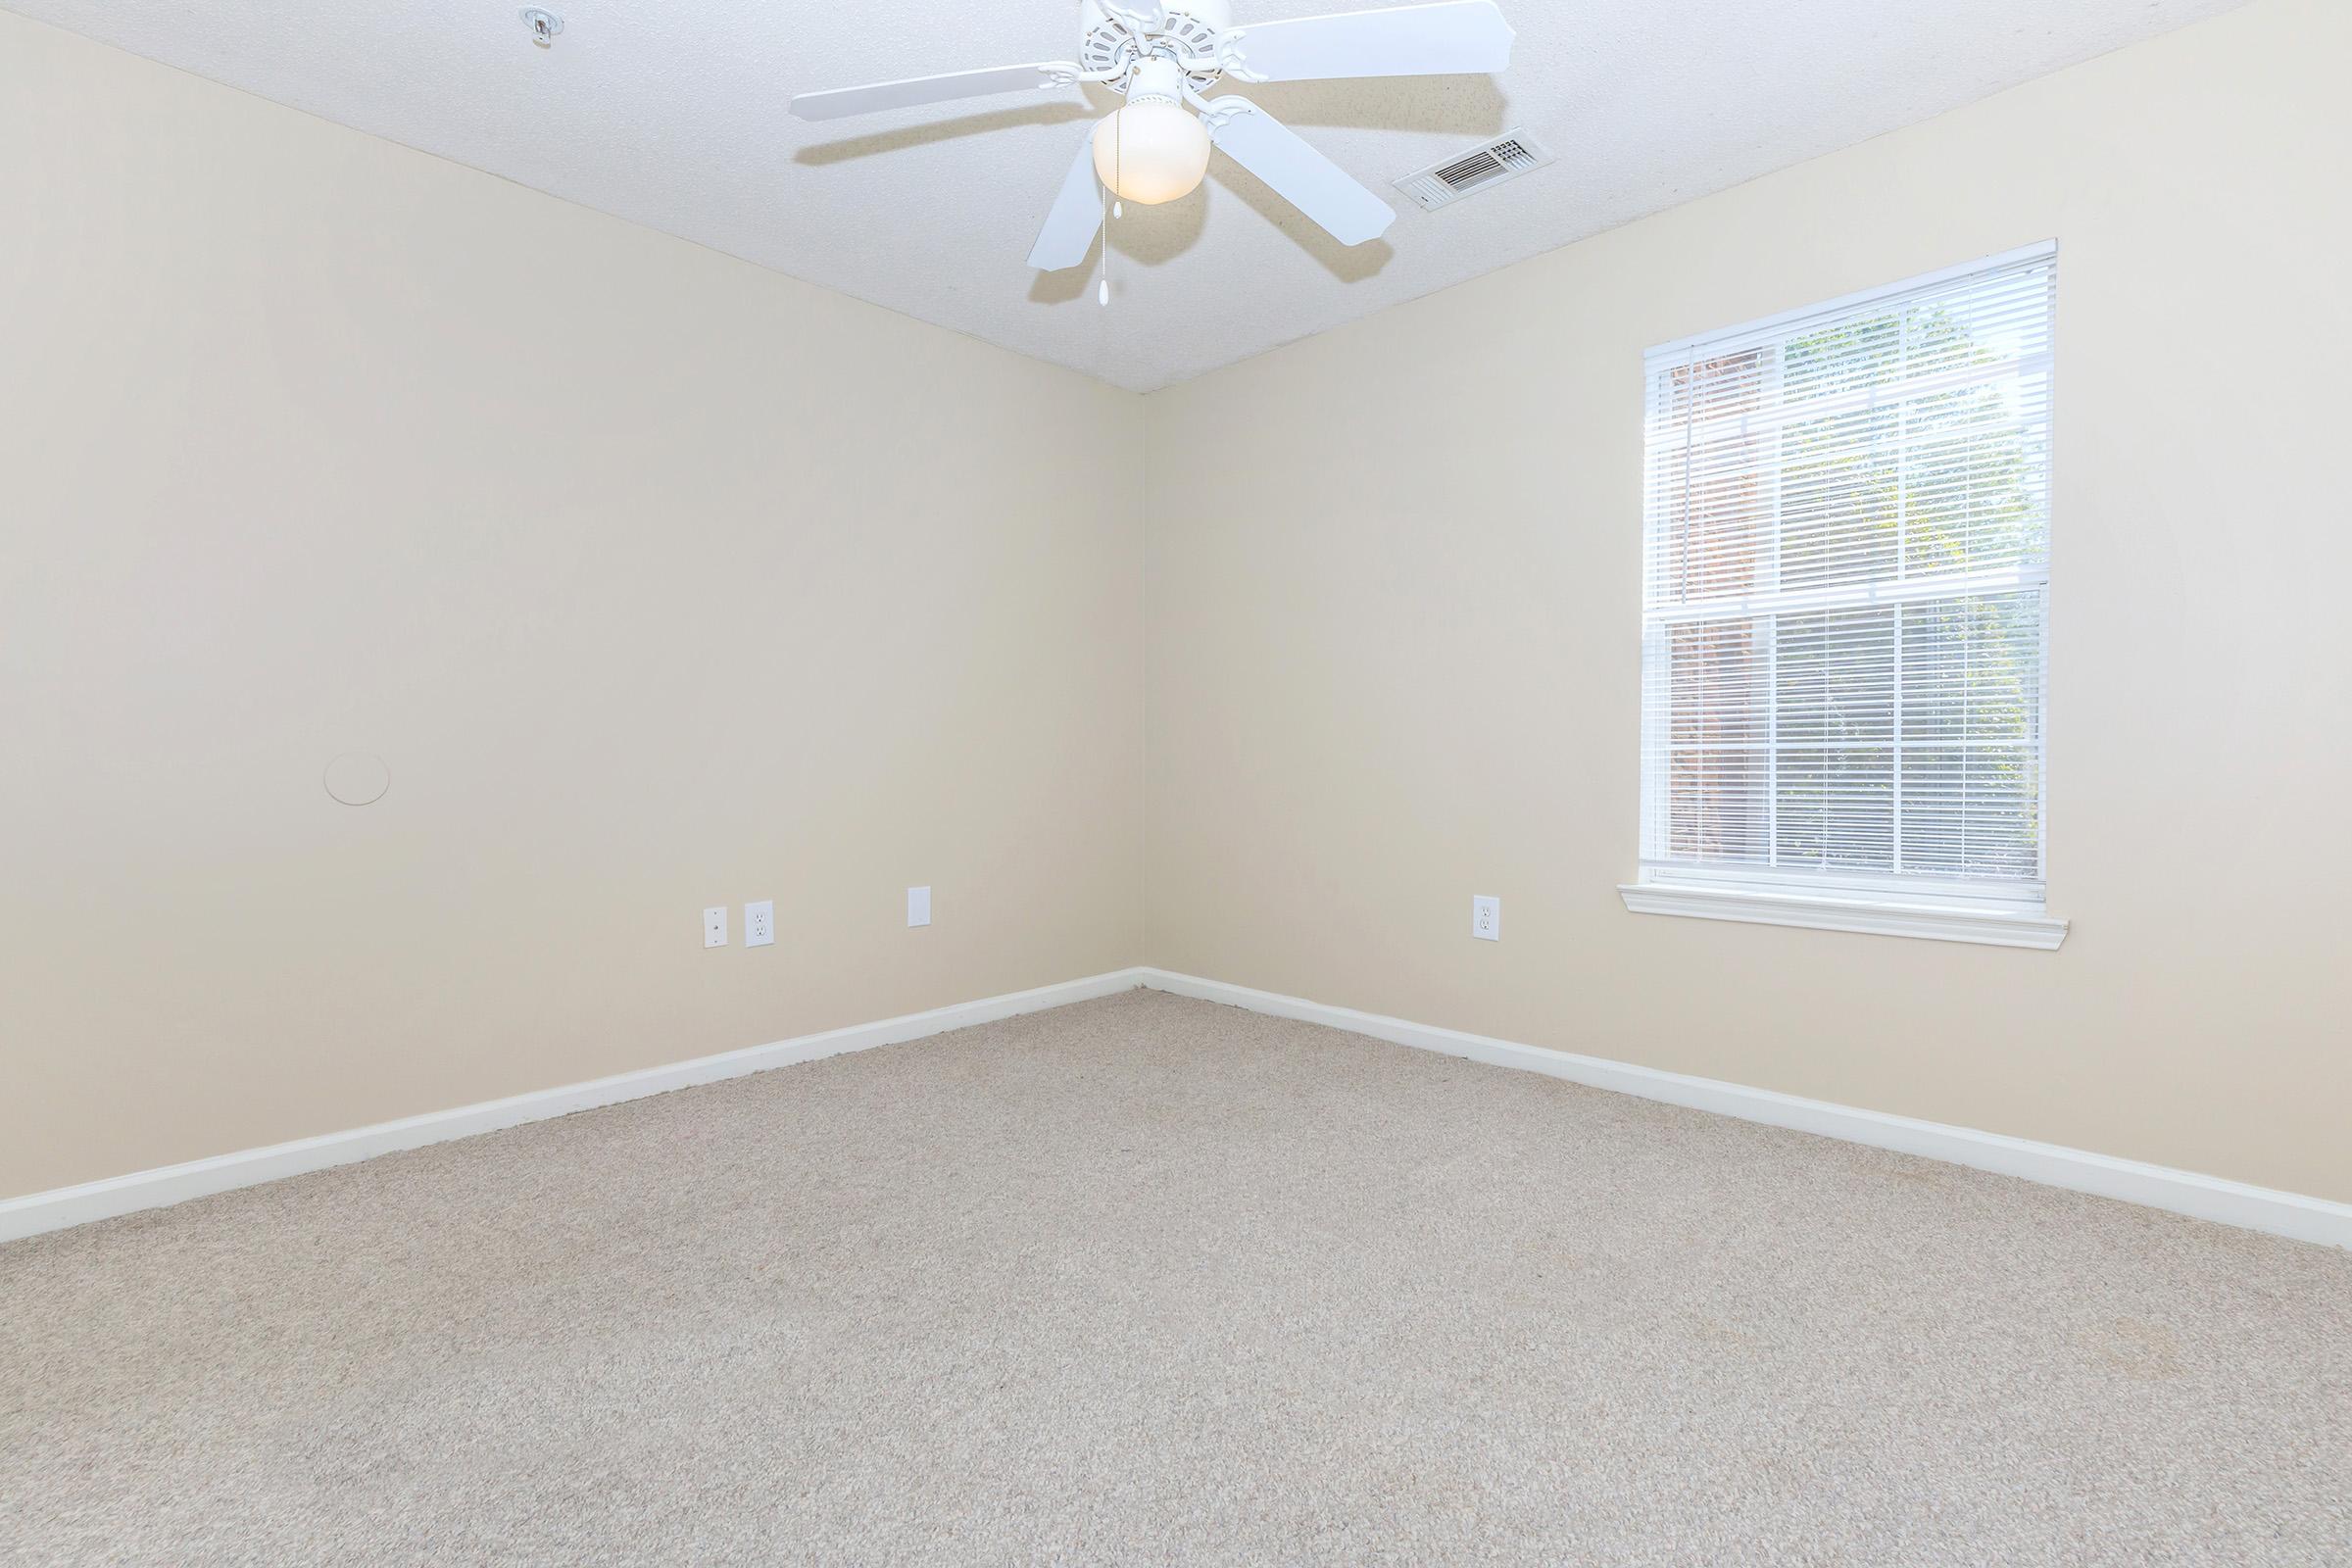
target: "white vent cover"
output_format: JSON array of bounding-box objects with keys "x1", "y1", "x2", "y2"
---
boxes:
[{"x1": 1394, "y1": 131, "x2": 1553, "y2": 212}]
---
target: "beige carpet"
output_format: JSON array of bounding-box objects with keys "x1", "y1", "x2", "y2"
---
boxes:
[{"x1": 4, "y1": 989, "x2": 2347, "y2": 1565}]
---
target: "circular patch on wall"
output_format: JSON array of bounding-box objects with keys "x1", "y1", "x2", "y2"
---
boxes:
[{"x1": 323, "y1": 752, "x2": 391, "y2": 807}]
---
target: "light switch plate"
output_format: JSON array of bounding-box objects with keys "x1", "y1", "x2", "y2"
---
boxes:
[
  {"x1": 744, "y1": 900, "x2": 774, "y2": 948},
  {"x1": 704, "y1": 906, "x2": 728, "y2": 948},
  {"x1": 1472, "y1": 895, "x2": 1500, "y2": 941},
  {"x1": 906, "y1": 886, "x2": 932, "y2": 927}
]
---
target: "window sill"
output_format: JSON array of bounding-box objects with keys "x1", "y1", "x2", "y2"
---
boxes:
[{"x1": 1617, "y1": 882, "x2": 2069, "y2": 951}]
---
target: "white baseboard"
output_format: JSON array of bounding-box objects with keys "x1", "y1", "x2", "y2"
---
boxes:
[
  {"x1": 1137, "y1": 968, "x2": 2352, "y2": 1250},
  {"x1": 0, "y1": 968, "x2": 1150, "y2": 1245},
  {"x1": 15, "y1": 963, "x2": 2344, "y2": 1253}
]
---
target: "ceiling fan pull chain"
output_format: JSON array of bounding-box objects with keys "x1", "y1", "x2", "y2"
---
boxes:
[{"x1": 1100, "y1": 108, "x2": 1123, "y2": 308}]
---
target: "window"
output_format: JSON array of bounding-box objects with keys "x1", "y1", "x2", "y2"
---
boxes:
[{"x1": 1622, "y1": 245, "x2": 2067, "y2": 949}]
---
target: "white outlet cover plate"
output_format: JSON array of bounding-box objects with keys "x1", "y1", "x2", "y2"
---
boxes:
[
  {"x1": 1472, "y1": 896, "x2": 1500, "y2": 941},
  {"x1": 704, "y1": 906, "x2": 728, "y2": 948},
  {"x1": 906, "y1": 886, "x2": 932, "y2": 928},
  {"x1": 744, "y1": 900, "x2": 774, "y2": 948}
]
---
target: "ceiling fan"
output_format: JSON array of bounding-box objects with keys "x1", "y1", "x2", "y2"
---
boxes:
[{"x1": 791, "y1": 1, "x2": 1516, "y2": 273}]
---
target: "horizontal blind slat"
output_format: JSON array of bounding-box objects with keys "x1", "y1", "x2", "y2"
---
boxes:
[{"x1": 1638, "y1": 245, "x2": 2054, "y2": 899}]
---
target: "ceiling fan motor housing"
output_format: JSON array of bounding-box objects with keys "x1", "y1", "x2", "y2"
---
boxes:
[
  {"x1": 1124, "y1": 57, "x2": 1189, "y2": 107},
  {"x1": 1079, "y1": 1, "x2": 1233, "y2": 95}
]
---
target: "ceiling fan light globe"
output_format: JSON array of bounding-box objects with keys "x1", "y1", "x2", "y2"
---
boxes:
[{"x1": 1092, "y1": 103, "x2": 1211, "y2": 205}]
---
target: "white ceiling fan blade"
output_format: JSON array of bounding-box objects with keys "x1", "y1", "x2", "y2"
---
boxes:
[
  {"x1": 1217, "y1": 1, "x2": 1515, "y2": 83},
  {"x1": 1205, "y1": 102, "x2": 1396, "y2": 247},
  {"x1": 1028, "y1": 135, "x2": 1107, "y2": 271},
  {"x1": 792, "y1": 63, "x2": 1081, "y2": 122}
]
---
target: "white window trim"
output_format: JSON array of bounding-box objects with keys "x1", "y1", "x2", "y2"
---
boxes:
[
  {"x1": 1617, "y1": 880, "x2": 2068, "y2": 950},
  {"x1": 1637, "y1": 861, "x2": 2043, "y2": 911},
  {"x1": 1629, "y1": 243, "x2": 2068, "y2": 949}
]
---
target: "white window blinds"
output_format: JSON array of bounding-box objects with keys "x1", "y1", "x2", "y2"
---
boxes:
[{"x1": 1639, "y1": 245, "x2": 2056, "y2": 909}]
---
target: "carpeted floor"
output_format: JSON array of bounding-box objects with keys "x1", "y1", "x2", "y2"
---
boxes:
[{"x1": 4, "y1": 989, "x2": 2348, "y2": 1565}]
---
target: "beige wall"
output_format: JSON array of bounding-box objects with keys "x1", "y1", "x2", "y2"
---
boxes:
[
  {"x1": 1146, "y1": 0, "x2": 2352, "y2": 1203},
  {"x1": 0, "y1": 14, "x2": 1146, "y2": 1200},
  {"x1": 10, "y1": 0, "x2": 2348, "y2": 1211}
]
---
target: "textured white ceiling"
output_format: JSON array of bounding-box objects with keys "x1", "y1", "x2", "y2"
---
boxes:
[{"x1": 9, "y1": 0, "x2": 2247, "y2": 391}]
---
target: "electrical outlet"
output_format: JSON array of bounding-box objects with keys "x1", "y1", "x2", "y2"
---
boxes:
[
  {"x1": 744, "y1": 900, "x2": 774, "y2": 948},
  {"x1": 906, "y1": 886, "x2": 932, "y2": 927},
  {"x1": 704, "y1": 906, "x2": 728, "y2": 948},
  {"x1": 1472, "y1": 895, "x2": 1500, "y2": 942}
]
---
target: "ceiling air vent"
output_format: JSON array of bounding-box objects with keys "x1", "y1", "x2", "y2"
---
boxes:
[{"x1": 1394, "y1": 131, "x2": 1554, "y2": 213}]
